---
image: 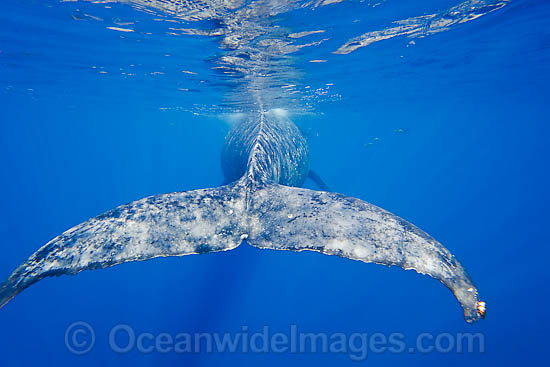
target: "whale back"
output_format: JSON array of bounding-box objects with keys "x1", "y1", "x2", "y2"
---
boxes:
[{"x1": 221, "y1": 113, "x2": 309, "y2": 186}]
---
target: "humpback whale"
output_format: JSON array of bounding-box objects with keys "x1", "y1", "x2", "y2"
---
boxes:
[{"x1": 0, "y1": 110, "x2": 486, "y2": 322}]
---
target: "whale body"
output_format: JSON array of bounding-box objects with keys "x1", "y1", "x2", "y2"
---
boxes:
[{"x1": 0, "y1": 111, "x2": 485, "y2": 322}]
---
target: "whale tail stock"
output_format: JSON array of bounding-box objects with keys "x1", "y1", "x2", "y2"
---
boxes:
[{"x1": 0, "y1": 179, "x2": 484, "y2": 322}]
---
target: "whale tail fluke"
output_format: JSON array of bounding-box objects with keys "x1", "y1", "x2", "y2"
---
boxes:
[
  {"x1": 245, "y1": 183, "x2": 483, "y2": 323},
  {"x1": 0, "y1": 183, "x2": 248, "y2": 310},
  {"x1": 0, "y1": 180, "x2": 483, "y2": 322},
  {"x1": 0, "y1": 279, "x2": 19, "y2": 310}
]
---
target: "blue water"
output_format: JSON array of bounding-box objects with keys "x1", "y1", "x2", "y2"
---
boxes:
[{"x1": 0, "y1": 0, "x2": 549, "y2": 365}]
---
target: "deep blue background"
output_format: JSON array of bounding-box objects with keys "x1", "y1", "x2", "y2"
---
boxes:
[{"x1": 0, "y1": 0, "x2": 549, "y2": 365}]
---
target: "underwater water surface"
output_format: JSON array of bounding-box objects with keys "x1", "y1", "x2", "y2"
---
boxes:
[{"x1": 0, "y1": 0, "x2": 549, "y2": 365}]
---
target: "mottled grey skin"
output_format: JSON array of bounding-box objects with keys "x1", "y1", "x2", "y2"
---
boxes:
[
  {"x1": 221, "y1": 112, "x2": 309, "y2": 187},
  {"x1": 0, "y1": 111, "x2": 483, "y2": 323}
]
